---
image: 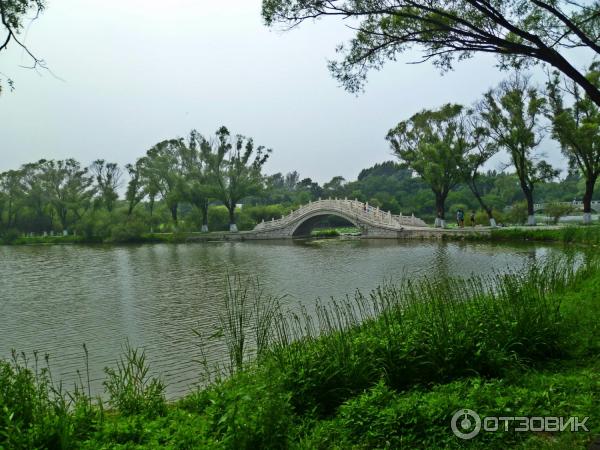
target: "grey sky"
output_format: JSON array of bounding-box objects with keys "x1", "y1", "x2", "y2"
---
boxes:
[{"x1": 0, "y1": 0, "x2": 576, "y2": 183}]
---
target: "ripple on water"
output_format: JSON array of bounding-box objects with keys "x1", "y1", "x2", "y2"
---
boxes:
[{"x1": 0, "y1": 240, "x2": 577, "y2": 398}]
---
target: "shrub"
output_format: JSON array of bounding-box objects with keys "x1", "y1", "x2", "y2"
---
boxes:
[
  {"x1": 545, "y1": 203, "x2": 574, "y2": 224},
  {"x1": 0, "y1": 228, "x2": 20, "y2": 244},
  {"x1": 109, "y1": 219, "x2": 146, "y2": 243},
  {"x1": 0, "y1": 351, "x2": 98, "y2": 449},
  {"x1": 104, "y1": 343, "x2": 166, "y2": 417},
  {"x1": 200, "y1": 370, "x2": 292, "y2": 450},
  {"x1": 507, "y1": 201, "x2": 528, "y2": 225}
]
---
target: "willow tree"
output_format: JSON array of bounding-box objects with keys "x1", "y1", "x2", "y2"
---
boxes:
[
  {"x1": 203, "y1": 126, "x2": 271, "y2": 232},
  {"x1": 262, "y1": 1, "x2": 600, "y2": 107},
  {"x1": 387, "y1": 104, "x2": 472, "y2": 227},
  {"x1": 547, "y1": 66, "x2": 600, "y2": 224},
  {"x1": 479, "y1": 74, "x2": 558, "y2": 225}
]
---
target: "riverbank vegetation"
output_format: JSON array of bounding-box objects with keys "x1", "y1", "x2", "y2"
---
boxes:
[
  {"x1": 489, "y1": 225, "x2": 600, "y2": 246},
  {"x1": 1, "y1": 257, "x2": 599, "y2": 449}
]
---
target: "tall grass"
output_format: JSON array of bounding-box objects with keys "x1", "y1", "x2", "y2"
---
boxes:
[
  {"x1": 193, "y1": 274, "x2": 285, "y2": 379},
  {"x1": 103, "y1": 342, "x2": 166, "y2": 417},
  {"x1": 233, "y1": 257, "x2": 594, "y2": 416},
  {"x1": 0, "y1": 349, "x2": 101, "y2": 449}
]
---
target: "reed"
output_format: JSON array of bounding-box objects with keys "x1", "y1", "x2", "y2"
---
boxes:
[{"x1": 255, "y1": 256, "x2": 592, "y2": 416}]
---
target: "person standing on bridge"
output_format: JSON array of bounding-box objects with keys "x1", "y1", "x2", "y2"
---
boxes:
[{"x1": 470, "y1": 211, "x2": 476, "y2": 227}]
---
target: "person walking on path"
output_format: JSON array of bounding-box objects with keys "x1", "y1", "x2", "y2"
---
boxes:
[
  {"x1": 456, "y1": 209, "x2": 465, "y2": 228},
  {"x1": 470, "y1": 211, "x2": 476, "y2": 227}
]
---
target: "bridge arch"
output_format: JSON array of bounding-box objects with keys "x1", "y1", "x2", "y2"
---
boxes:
[{"x1": 290, "y1": 209, "x2": 361, "y2": 237}]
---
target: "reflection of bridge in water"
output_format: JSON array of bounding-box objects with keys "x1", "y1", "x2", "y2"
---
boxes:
[
  {"x1": 247, "y1": 198, "x2": 428, "y2": 239},
  {"x1": 533, "y1": 200, "x2": 600, "y2": 213}
]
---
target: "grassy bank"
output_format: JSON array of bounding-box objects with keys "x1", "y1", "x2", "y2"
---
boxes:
[
  {"x1": 1, "y1": 232, "x2": 238, "y2": 246},
  {"x1": 1, "y1": 258, "x2": 599, "y2": 449},
  {"x1": 488, "y1": 225, "x2": 600, "y2": 245}
]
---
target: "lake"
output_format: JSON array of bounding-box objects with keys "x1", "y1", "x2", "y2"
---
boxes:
[{"x1": 0, "y1": 239, "x2": 577, "y2": 398}]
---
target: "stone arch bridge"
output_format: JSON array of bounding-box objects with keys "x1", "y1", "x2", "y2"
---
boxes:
[{"x1": 246, "y1": 198, "x2": 427, "y2": 240}]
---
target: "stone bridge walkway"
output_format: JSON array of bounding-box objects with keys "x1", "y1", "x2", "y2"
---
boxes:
[{"x1": 245, "y1": 198, "x2": 427, "y2": 240}]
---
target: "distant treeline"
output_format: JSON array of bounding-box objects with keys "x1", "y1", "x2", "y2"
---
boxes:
[{"x1": 4, "y1": 66, "x2": 600, "y2": 242}]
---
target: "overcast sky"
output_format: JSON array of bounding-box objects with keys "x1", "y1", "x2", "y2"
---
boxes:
[{"x1": 0, "y1": 0, "x2": 580, "y2": 183}]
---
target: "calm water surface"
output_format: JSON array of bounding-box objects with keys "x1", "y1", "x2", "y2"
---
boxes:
[{"x1": 0, "y1": 239, "x2": 575, "y2": 397}]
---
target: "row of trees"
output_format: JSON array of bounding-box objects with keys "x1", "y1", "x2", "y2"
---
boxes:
[
  {"x1": 0, "y1": 141, "x2": 596, "y2": 238},
  {"x1": 0, "y1": 127, "x2": 270, "y2": 235},
  {"x1": 262, "y1": 0, "x2": 600, "y2": 226},
  {"x1": 386, "y1": 69, "x2": 600, "y2": 226}
]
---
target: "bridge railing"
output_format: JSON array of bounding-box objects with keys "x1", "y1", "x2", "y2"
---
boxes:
[{"x1": 253, "y1": 198, "x2": 426, "y2": 231}]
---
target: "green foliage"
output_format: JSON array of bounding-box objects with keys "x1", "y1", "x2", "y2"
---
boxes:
[
  {"x1": 202, "y1": 126, "x2": 272, "y2": 228},
  {"x1": 200, "y1": 370, "x2": 293, "y2": 449},
  {"x1": 387, "y1": 104, "x2": 473, "y2": 219},
  {"x1": 108, "y1": 218, "x2": 146, "y2": 243},
  {"x1": 547, "y1": 66, "x2": 600, "y2": 214},
  {"x1": 300, "y1": 365, "x2": 600, "y2": 449},
  {"x1": 507, "y1": 200, "x2": 529, "y2": 225},
  {"x1": 262, "y1": 0, "x2": 600, "y2": 113},
  {"x1": 267, "y1": 261, "x2": 574, "y2": 417},
  {"x1": 490, "y1": 225, "x2": 600, "y2": 245},
  {"x1": 480, "y1": 74, "x2": 559, "y2": 219},
  {"x1": 544, "y1": 203, "x2": 574, "y2": 224},
  {"x1": 103, "y1": 343, "x2": 166, "y2": 417},
  {"x1": 0, "y1": 351, "x2": 99, "y2": 449}
]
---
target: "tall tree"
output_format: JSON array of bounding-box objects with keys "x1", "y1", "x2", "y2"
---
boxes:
[
  {"x1": 547, "y1": 65, "x2": 600, "y2": 224},
  {"x1": 141, "y1": 140, "x2": 187, "y2": 227},
  {"x1": 90, "y1": 160, "x2": 122, "y2": 212},
  {"x1": 20, "y1": 160, "x2": 52, "y2": 231},
  {"x1": 460, "y1": 110, "x2": 500, "y2": 226},
  {"x1": 0, "y1": 0, "x2": 46, "y2": 93},
  {"x1": 203, "y1": 126, "x2": 271, "y2": 232},
  {"x1": 262, "y1": 1, "x2": 600, "y2": 107},
  {"x1": 124, "y1": 160, "x2": 145, "y2": 217},
  {"x1": 40, "y1": 159, "x2": 95, "y2": 230},
  {"x1": 323, "y1": 176, "x2": 347, "y2": 198},
  {"x1": 182, "y1": 130, "x2": 212, "y2": 232},
  {"x1": 479, "y1": 74, "x2": 559, "y2": 225},
  {"x1": 0, "y1": 169, "x2": 23, "y2": 228},
  {"x1": 386, "y1": 103, "x2": 471, "y2": 227}
]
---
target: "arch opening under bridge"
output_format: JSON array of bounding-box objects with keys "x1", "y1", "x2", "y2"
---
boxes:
[{"x1": 291, "y1": 212, "x2": 360, "y2": 238}]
